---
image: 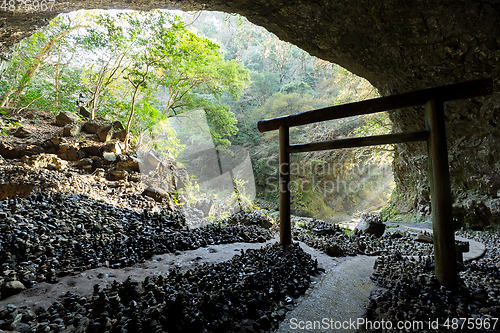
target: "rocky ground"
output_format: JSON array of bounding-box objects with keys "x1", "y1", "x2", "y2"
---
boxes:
[
  {"x1": 1, "y1": 109, "x2": 500, "y2": 332},
  {"x1": 363, "y1": 231, "x2": 500, "y2": 333}
]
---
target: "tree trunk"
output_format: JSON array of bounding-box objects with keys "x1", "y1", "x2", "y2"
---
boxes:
[{"x1": 124, "y1": 82, "x2": 143, "y2": 152}]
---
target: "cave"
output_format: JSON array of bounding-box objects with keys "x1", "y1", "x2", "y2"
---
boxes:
[{"x1": 1, "y1": 1, "x2": 499, "y2": 228}]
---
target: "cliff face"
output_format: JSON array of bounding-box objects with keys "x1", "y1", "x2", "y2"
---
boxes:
[{"x1": 1, "y1": 0, "x2": 500, "y2": 227}]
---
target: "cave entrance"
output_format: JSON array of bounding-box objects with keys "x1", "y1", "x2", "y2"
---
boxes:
[{"x1": 258, "y1": 77, "x2": 493, "y2": 290}]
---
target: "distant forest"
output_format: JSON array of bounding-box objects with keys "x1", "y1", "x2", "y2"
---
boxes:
[{"x1": 0, "y1": 10, "x2": 394, "y2": 220}]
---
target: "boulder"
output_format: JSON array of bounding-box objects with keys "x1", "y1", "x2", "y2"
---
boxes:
[
  {"x1": 55, "y1": 111, "x2": 80, "y2": 127},
  {"x1": 354, "y1": 213, "x2": 386, "y2": 237},
  {"x1": 97, "y1": 125, "x2": 113, "y2": 142},
  {"x1": 0, "y1": 142, "x2": 25, "y2": 159},
  {"x1": 142, "y1": 185, "x2": 175, "y2": 208},
  {"x1": 112, "y1": 129, "x2": 127, "y2": 141},
  {"x1": 78, "y1": 105, "x2": 91, "y2": 119},
  {"x1": 82, "y1": 121, "x2": 101, "y2": 134},
  {"x1": 112, "y1": 121, "x2": 125, "y2": 130},
  {"x1": 62, "y1": 124, "x2": 82, "y2": 137},
  {"x1": 13, "y1": 127, "x2": 31, "y2": 138},
  {"x1": 107, "y1": 169, "x2": 127, "y2": 181},
  {"x1": 81, "y1": 146, "x2": 101, "y2": 157},
  {"x1": 1, "y1": 280, "x2": 25, "y2": 298},
  {"x1": 326, "y1": 244, "x2": 343, "y2": 257},
  {"x1": 193, "y1": 199, "x2": 216, "y2": 217},
  {"x1": 56, "y1": 143, "x2": 82, "y2": 161},
  {"x1": 25, "y1": 144, "x2": 45, "y2": 156},
  {"x1": 22, "y1": 153, "x2": 68, "y2": 170},
  {"x1": 138, "y1": 151, "x2": 161, "y2": 172},
  {"x1": 48, "y1": 137, "x2": 64, "y2": 146},
  {"x1": 115, "y1": 155, "x2": 140, "y2": 172},
  {"x1": 101, "y1": 142, "x2": 122, "y2": 155}
]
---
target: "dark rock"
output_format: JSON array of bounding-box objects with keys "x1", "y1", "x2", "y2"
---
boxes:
[
  {"x1": 82, "y1": 121, "x2": 101, "y2": 134},
  {"x1": 142, "y1": 186, "x2": 175, "y2": 208},
  {"x1": 62, "y1": 124, "x2": 82, "y2": 137},
  {"x1": 326, "y1": 244, "x2": 343, "y2": 256},
  {"x1": 81, "y1": 146, "x2": 101, "y2": 157},
  {"x1": 414, "y1": 234, "x2": 433, "y2": 243},
  {"x1": 78, "y1": 105, "x2": 91, "y2": 119},
  {"x1": 97, "y1": 125, "x2": 113, "y2": 142},
  {"x1": 55, "y1": 111, "x2": 80, "y2": 127},
  {"x1": 112, "y1": 129, "x2": 127, "y2": 141},
  {"x1": 1, "y1": 281, "x2": 25, "y2": 298},
  {"x1": 0, "y1": 142, "x2": 25, "y2": 159},
  {"x1": 12, "y1": 127, "x2": 31, "y2": 138},
  {"x1": 14, "y1": 322, "x2": 30, "y2": 333},
  {"x1": 112, "y1": 121, "x2": 125, "y2": 130},
  {"x1": 56, "y1": 143, "x2": 82, "y2": 161},
  {"x1": 48, "y1": 137, "x2": 64, "y2": 146},
  {"x1": 115, "y1": 155, "x2": 140, "y2": 172},
  {"x1": 107, "y1": 169, "x2": 127, "y2": 181},
  {"x1": 91, "y1": 156, "x2": 104, "y2": 169},
  {"x1": 77, "y1": 158, "x2": 93, "y2": 170},
  {"x1": 25, "y1": 144, "x2": 45, "y2": 155},
  {"x1": 355, "y1": 213, "x2": 386, "y2": 237}
]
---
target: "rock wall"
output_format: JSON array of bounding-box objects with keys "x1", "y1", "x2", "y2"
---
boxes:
[{"x1": 1, "y1": 0, "x2": 500, "y2": 227}]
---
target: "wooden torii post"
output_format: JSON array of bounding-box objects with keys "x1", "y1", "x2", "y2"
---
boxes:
[{"x1": 257, "y1": 78, "x2": 493, "y2": 290}]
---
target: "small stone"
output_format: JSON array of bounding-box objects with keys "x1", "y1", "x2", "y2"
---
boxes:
[
  {"x1": 13, "y1": 127, "x2": 31, "y2": 138},
  {"x1": 107, "y1": 169, "x2": 127, "y2": 181},
  {"x1": 414, "y1": 234, "x2": 433, "y2": 243},
  {"x1": 1, "y1": 281, "x2": 25, "y2": 297},
  {"x1": 76, "y1": 158, "x2": 93, "y2": 170}
]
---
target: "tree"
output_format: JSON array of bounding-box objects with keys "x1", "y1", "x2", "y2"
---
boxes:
[
  {"x1": 77, "y1": 12, "x2": 133, "y2": 120},
  {"x1": 0, "y1": 15, "x2": 86, "y2": 108},
  {"x1": 107, "y1": 11, "x2": 250, "y2": 150}
]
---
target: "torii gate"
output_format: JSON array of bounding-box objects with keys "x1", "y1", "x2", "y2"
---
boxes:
[{"x1": 257, "y1": 78, "x2": 493, "y2": 290}]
